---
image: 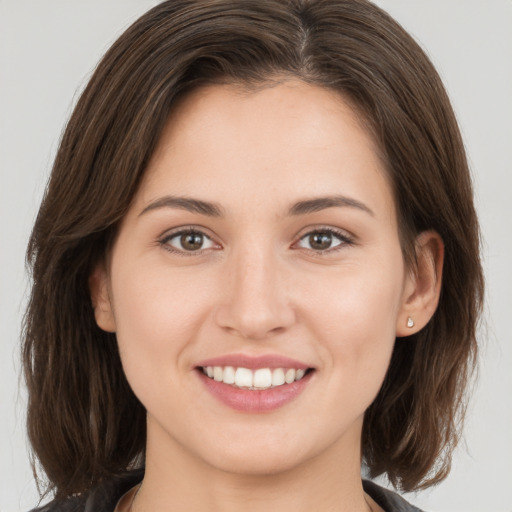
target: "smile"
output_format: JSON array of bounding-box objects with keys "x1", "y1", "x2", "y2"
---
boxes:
[
  {"x1": 201, "y1": 366, "x2": 308, "y2": 390},
  {"x1": 195, "y1": 355, "x2": 314, "y2": 412}
]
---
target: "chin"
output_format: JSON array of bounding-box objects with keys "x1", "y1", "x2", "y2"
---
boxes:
[
  {"x1": 188, "y1": 425, "x2": 323, "y2": 477},
  {"x1": 205, "y1": 448, "x2": 308, "y2": 477}
]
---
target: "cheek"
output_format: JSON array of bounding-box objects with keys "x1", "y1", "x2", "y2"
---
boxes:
[
  {"x1": 109, "y1": 259, "x2": 213, "y2": 396},
  {"x1": 302, "y1": 259, "x2": 404, "y2": 380},
  {"x1": 297, "y1": 269, "x2": 403, "y2": 431}
]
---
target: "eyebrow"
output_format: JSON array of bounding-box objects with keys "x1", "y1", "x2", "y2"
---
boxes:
[
  {"x1": 288, "y1": 195, "x2": 374, "y2": 217},
  {"x1": 139, "y1": 196, "x2": 224, "y2": 217},
  {"x1": 139, "y1": 194, "x2": 374, "y2": 218}
]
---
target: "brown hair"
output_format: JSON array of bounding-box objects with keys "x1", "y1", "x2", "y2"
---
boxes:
[{"x1": 23, "y1": 0, "x2": 483, "y2": 500}]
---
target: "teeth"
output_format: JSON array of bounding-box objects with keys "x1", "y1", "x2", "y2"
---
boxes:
[
  {"x1": 235, "y1": 367, "x2": 253, "y2": 388},
  {"x1": 253, "y1": 368, "x2": 272, "y2": 389},
  {"x1": 202, "y1": 366, "x2": 309, "y2": 389},
  {"x1": 271, "y1": 368, "x2": 285, "y2": 386},
  {"x1": 223, "y1": 366, "x2": 235, "y2": 384},
  {"x1": 285, "y1": 368, "x2": 296, "y2": 384},
  {"x1": 213, "y1": 366, "x2": 223, "y2": 382}
]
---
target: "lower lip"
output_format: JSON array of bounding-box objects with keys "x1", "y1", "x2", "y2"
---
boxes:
[{"x1": 197, "y1": 370, "x2": 313, "y2": 413}]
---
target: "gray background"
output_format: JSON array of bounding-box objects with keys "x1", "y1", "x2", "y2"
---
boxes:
[{"x1": 1, "y1": 1, "x2": 511, "y2": 511}]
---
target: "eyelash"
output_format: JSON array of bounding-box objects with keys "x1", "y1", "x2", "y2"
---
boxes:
[
  {"x1": 294, "y1": 227, "x2": 355, "y2": 254},
  {"x1": 159, "y1": 227, "x2": 219, "y2": 256},
  {"x1": 158, "y1": 226, "x2": 355, "y2": 256}
]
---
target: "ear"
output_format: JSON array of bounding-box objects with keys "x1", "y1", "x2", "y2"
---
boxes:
[
  {"x1": 89, "y1": 263, "x2": 116, "y2": 333},
  {"x1": 396, "y1": 231, "x2": 444, "y2": 337}
]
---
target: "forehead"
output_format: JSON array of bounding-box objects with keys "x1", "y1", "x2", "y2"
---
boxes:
[
  {"x1": 153, "y1": 79, "x2": 378, "y2": 163},
  {"x1": 137, "y1": 79, "x2": 394, "y2": 220}
]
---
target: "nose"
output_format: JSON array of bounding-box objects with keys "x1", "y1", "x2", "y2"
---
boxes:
[{"x1": 214, "y1": 247, "x2": 296, "y2": 340}]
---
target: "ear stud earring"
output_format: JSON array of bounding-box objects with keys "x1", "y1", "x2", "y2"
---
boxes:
[{"x1": 407, "y1": 317, "x2": 415, "y2": 328}]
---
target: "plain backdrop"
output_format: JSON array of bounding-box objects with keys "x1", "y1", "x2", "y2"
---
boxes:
[{"x1": 1, "y1": 1, "x2": 511, "y2": 511}]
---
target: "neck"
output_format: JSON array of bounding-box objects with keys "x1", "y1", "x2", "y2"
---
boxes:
[{"x1": 133, "y1": 417, "x2": 375, "y2": 512}]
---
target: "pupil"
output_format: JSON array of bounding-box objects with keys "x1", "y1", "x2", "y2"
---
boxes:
[
  {"x1": 181, "y1": 233, "x2": 203, "y2": 250},
  {"x1": 309, "y1": 232, "x2": 332, "y2": 250}
]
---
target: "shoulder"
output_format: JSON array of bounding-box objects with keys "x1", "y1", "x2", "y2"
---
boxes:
[
  {"x1": 28, "y1": 469, "x2": 144, "y2": 512},
  {"x1": 363, "y1": 480, "x2": 424, "y2": 512}
]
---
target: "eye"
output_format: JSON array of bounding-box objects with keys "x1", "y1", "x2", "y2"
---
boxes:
[
  {"x1": 161, "y1": 229, "x2": 218, "y2": 253},
  {"x1": 295, "y1": 229, "x2": 353, "y2": 252}
]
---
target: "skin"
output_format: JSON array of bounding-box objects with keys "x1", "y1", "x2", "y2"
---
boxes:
[{"x1": 91, "y1": 80, "x2": 443, "y2": 512}]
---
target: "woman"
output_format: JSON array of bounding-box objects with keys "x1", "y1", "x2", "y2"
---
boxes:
[{"x1": 24, "y1": 1, "x2": 483, "y2": 511}]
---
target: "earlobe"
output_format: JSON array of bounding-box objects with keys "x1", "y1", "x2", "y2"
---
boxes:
[
  {"x1": 396, "y1": 231, "x2": 444, "y2": 337},
  {"x1": 89, "y1": 264, "x2": 116, "y2": 333}
]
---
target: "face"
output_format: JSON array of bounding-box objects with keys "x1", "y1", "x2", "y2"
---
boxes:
[{"x1": 93, "y1": 80, "x2": 420, "y2": 478}]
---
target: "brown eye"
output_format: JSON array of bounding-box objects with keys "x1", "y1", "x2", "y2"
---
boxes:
[
  {"x1": 296, "y1": 229, "x2": 351, "y2": 252},
  {"x1": 162, "y1": 230, "x2": 216, "y2": 253},
  {"x1": 308, "y1": 232, "x2": 333, "y2": 251},
  {"x1": 180, "y1": 232, "x2": 204, "y2": 251}
]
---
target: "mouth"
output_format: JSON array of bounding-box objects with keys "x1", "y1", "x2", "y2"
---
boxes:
[
  {"x1": 199, "y1": 366, "x2": 313, "y2": 390},
  {"x1": 195, "y1": 355, "x2": 315, "y2": 412}
]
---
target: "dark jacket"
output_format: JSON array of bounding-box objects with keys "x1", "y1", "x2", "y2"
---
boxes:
[{"x1": 31, "y1": 469, "x2": 424, "y2": 512}]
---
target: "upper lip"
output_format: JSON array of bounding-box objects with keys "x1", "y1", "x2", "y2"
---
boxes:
[{"x1": 195, "y1": 354, "x2": 311, "y2": 370}]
